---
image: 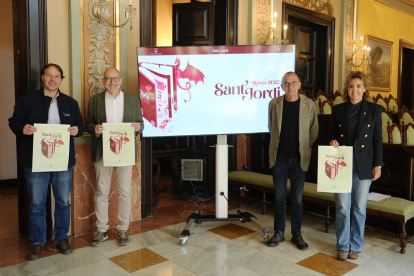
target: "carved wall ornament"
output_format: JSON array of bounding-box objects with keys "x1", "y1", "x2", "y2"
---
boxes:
[
  {"x1": 256, "y1": 0, "x2": 273, "y2": 44},
  {"x1": 87, "y1": 0, "x2": 111, "y2": 98},
  {"x1": 283, "y1": 0, "x2": 334, "y2": 16},
  {"x1": 345, "y1": 0, "x2": 356, "y2": 76}
]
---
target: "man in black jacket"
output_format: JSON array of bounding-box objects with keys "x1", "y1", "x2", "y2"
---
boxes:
[{"x1": 9, "y1": 64, "x2": 84, "y2": 261}]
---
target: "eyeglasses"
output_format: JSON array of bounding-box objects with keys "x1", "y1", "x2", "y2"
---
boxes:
[
  {"x1": 282, "y1": 81, "x2": 300, "y2": 87},
  {"x1": 104, "y1": 76, "x2": 121, "y2": 82}
]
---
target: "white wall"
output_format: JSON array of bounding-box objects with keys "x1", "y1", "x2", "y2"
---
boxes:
[{"x1": 0, "y1": 0, "x2": 17, "y2": 180}]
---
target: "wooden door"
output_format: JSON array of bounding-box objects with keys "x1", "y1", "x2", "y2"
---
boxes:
[
  {"x1": 173, "y1": 1, "x2": 214, "y2": 46},
  {"x1": 398, "y1": 40, "x2": 414, "y2": 110},
  {"x1": 283, "y1": 3, "x2": 335, "y2": 98},
  {"x1": 288, "y1": 20, "x2": 328, "y2": 98},
  {"x1": 12, "y1": 0, "x2": 50, "y2": 238}
]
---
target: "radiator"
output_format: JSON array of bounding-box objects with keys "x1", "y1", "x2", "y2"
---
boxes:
[{"x1": 181, "y1": 159, "x2": 203, "y2": 181}]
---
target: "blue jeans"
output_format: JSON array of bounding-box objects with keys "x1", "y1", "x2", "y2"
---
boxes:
[
  {"x1": 335, "y1": 164, "x2": 372, "y2": 253},
  {"x1": 272, "y1": 157, "x2": 306, "y2": 234},
  {"x1": 24, "y1": 167, "x2": 73, "y2": 246}
]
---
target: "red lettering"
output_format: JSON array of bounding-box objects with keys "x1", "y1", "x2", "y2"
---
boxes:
[{"x1": 215, "y1": 83, "x2": 223, "y2": 96}]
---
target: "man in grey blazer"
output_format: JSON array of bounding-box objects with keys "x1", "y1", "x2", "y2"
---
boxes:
[
  {"x1": 86, "y1": 67, "x2": 144, "y2": 247},
  {"x1": 268, "y1": 72, "x2": 318, "y2": 250}
]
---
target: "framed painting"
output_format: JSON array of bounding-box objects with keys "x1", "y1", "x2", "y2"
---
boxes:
[{"x1": 367, "y1": 35, "x2": 393, "y2": 92}]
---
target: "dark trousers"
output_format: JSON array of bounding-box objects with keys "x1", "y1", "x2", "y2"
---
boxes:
[{"x1": 272, "y1": 157, "x2": 306, "y2": 234}]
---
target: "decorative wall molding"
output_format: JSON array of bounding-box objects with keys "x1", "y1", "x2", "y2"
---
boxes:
[
  {"x1": 283, "y1": 0, "x2": 334, "y2": 16},
  {"x1": 256, "y1": 0, "x2": 272, "y2": 44},
  {"x1": 344, "y1": 0, "x2": 355, "y2": 76},
  {"x1": 86, "y1": 0, "x2": 111, "y2": 98}
]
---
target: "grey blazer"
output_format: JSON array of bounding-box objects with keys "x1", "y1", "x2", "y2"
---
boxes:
[
  {"x1": 85, "y1": 91, "x2": 144, "y2": 163},
  {"x1": 268, "y1": 94, "x2": 319, "y2": 171}
]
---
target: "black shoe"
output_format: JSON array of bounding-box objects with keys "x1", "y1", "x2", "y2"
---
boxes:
[
  {"x1": 291, "y1": 232, "x2": 308, "y2": 250},
  {"x1": 267, "y1": 231, "x2": 285, "y2": 247},
  {"x1": 56, "y1": 239, "x2": 73, "y2": 255},
  {"x1": 27, "y1": 244, "x2": 43, "y2": 261}
]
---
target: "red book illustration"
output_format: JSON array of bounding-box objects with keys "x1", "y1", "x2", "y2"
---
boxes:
[
  {"x1": 110, "y1": 136, "x2": 122, "y2": 155},
  {"x1": 139, "y1": 66, "x2": 173, "y2": 128},
  {"x1": 41, "y1": 139, "x2": 55, "y2": 159},
  {"x1": 325, "y1": 160, "x2": 338, "y2": 180},
  {"x1": 138, "y1": 58, "x2": 205, "y2": 130}
]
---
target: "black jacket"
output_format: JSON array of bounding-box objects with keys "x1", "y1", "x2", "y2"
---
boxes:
[
  {"x1": 8, "y1": 89, "x2": 84, "y2": 169},
  {"x1": 331, "y1": 100, "x2": 384, "y2": 179}
]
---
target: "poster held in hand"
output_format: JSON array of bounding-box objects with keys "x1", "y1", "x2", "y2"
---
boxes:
[
  {"x1": 317, "y1": 146, "x2": 353, "y2": 193},
  {"x1": 102, "y1": 123, "x2": 135, "y2": 167},
  {"x1": 32, "y1": 124, "x2": 70, "y2": 172}
]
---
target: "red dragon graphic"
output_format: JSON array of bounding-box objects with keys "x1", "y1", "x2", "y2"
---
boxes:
[
  {"x1": 174, "y1": 57, "x2": 205, "y2": 102},
  {"x1": 138, "y1": 57, "x2": 205, "y2": 103}
]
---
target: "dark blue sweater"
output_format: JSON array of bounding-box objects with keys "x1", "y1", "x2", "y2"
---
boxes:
[{"x1": 8, "y1": 89, "x2": 84, "y2": 169}]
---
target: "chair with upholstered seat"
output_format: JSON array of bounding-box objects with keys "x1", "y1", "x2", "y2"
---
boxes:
[
  {"x1": 298, "y1": 89, "x2": 309, "y2": 98},
  {"x1": 399, "y1": 110, "x2": 414, "y2": 125},
  {"x1": 404, "y1": 123, "x2": 414, "y2": 145},
  {"x1": 387, "y1": 95, "x2": 398, "y2": 113},
  {"x1": 321, "y1": 100, "x2": 333, "y2": 115},
  {"x1": 332, "y1": 90, "x2": 344, "y2": 105},
  {"x1": 381, "y1": 110, "x2": 392, "y2": 143},
  {"x1": 314, "y1": 90, "x2": 328, "y2": 115},
  {"x1": 375, "y1": 94, "x2": 388, "y2": 111},
  {"x1": 387, "y1": 122, "x2": 403, "y2": 144}
]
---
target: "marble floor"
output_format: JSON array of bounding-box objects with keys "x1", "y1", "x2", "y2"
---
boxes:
[{"x1": 0, "y1": 189, "x2": 413, "y2": 276}]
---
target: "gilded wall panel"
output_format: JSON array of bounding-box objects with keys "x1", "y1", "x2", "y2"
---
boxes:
[{"x1": 283, "y1": 0, "x2": 334, "y2": 16}]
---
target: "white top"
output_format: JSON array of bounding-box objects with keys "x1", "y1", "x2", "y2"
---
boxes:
[
  {"x1": 47, "y1": 91, "x2": 61, "y2": 124},
  {"x1": 105, "y1": 90, "x2": 124, "y2": 123}
]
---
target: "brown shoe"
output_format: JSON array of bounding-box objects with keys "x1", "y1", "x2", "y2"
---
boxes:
[
  {"x1": 337, "y1": 251, "x2": 348, "y2": 261},
  {"x1": 56, "y1": 239, "x2": 73, "y2": 255},
  {"x1": 348, "y1": 252, "x2": 359, "y2": 260},
  {"x1": 27, "y1": 244, "x2": 43, "y2": 261}
]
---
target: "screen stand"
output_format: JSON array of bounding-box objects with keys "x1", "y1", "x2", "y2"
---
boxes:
[{"x1": 179, "y1": 135, "x2": 272, "y2": 246}]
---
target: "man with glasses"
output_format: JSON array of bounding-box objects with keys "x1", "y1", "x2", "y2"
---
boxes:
[
  {"x1": 86, "y1": 67, "x2": 144, "y2": 247},
  {"x1": 9, "y1": 63, "x2": 84, "y2": 260},
  {"x1": 267, "y1": 71, "x2": 318, "y2": 250}
]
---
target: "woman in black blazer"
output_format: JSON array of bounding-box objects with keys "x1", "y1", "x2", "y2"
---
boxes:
[{"x1": 329, "y1": 71, "x2": 384, "y2": 261}]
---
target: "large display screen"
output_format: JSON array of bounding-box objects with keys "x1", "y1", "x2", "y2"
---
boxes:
[{"x1": 137, "y1": 45, "x2": 295, "y2": 137}]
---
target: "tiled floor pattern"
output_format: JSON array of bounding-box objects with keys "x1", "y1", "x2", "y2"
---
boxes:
[
  {"x1": 0, "y1": 202, "x2": 413, "y2": 276},
  {"x1": 208, "y1": 223, "x2": 256, "y2": 239}
]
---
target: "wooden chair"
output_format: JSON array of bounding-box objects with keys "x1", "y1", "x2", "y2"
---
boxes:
[
  {"x1": 381, "y1": 109, "x2": 392, "y2": 143},
  {"x1": 399, "y1": 110, "x2": 414, "y2": 125},
  {"x1": 314, "y1": 90, "x2": 328, "y2": 102},
  {"x1": 332, "y1": 90, "x2": 344, "y2": 105},
  {"x1": 298, "y1": 89, "x2": 308, "y2": 98},
  {"x1": 375, "y1": 94, "x2": 388, "y2": 111},
  {"x1": 387, "y1": 95, "x2": 398, "y2": 113},
  {"x1": 321, "y1": 100, "x2": 333, "y2": 115},
  {"x1": 313, "y1": 100, "x2": 321, "y2": 114},
  {"x1": 314, "y1": 90, "x2": 328, "y2": 115},
  {"x1": 387, "y1": 121, "x2": 403, "y2": 144},
  {"x1": 405, "y1": 123, "x2": 414, "y2": 145}
]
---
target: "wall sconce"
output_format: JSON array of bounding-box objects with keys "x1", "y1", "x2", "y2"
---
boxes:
[
  {"x1": 346, "y1": 36, "x2": 371, "y2": 70},
  {"x1": 270, "y1": 12, "x2": 280, "y2": 44},
  {"x1": 92, "y1": 0, "x2": 136, "y2": 43},
  {"x1": 281, "y1": 24, "x2": 289, "y2": 44}
]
